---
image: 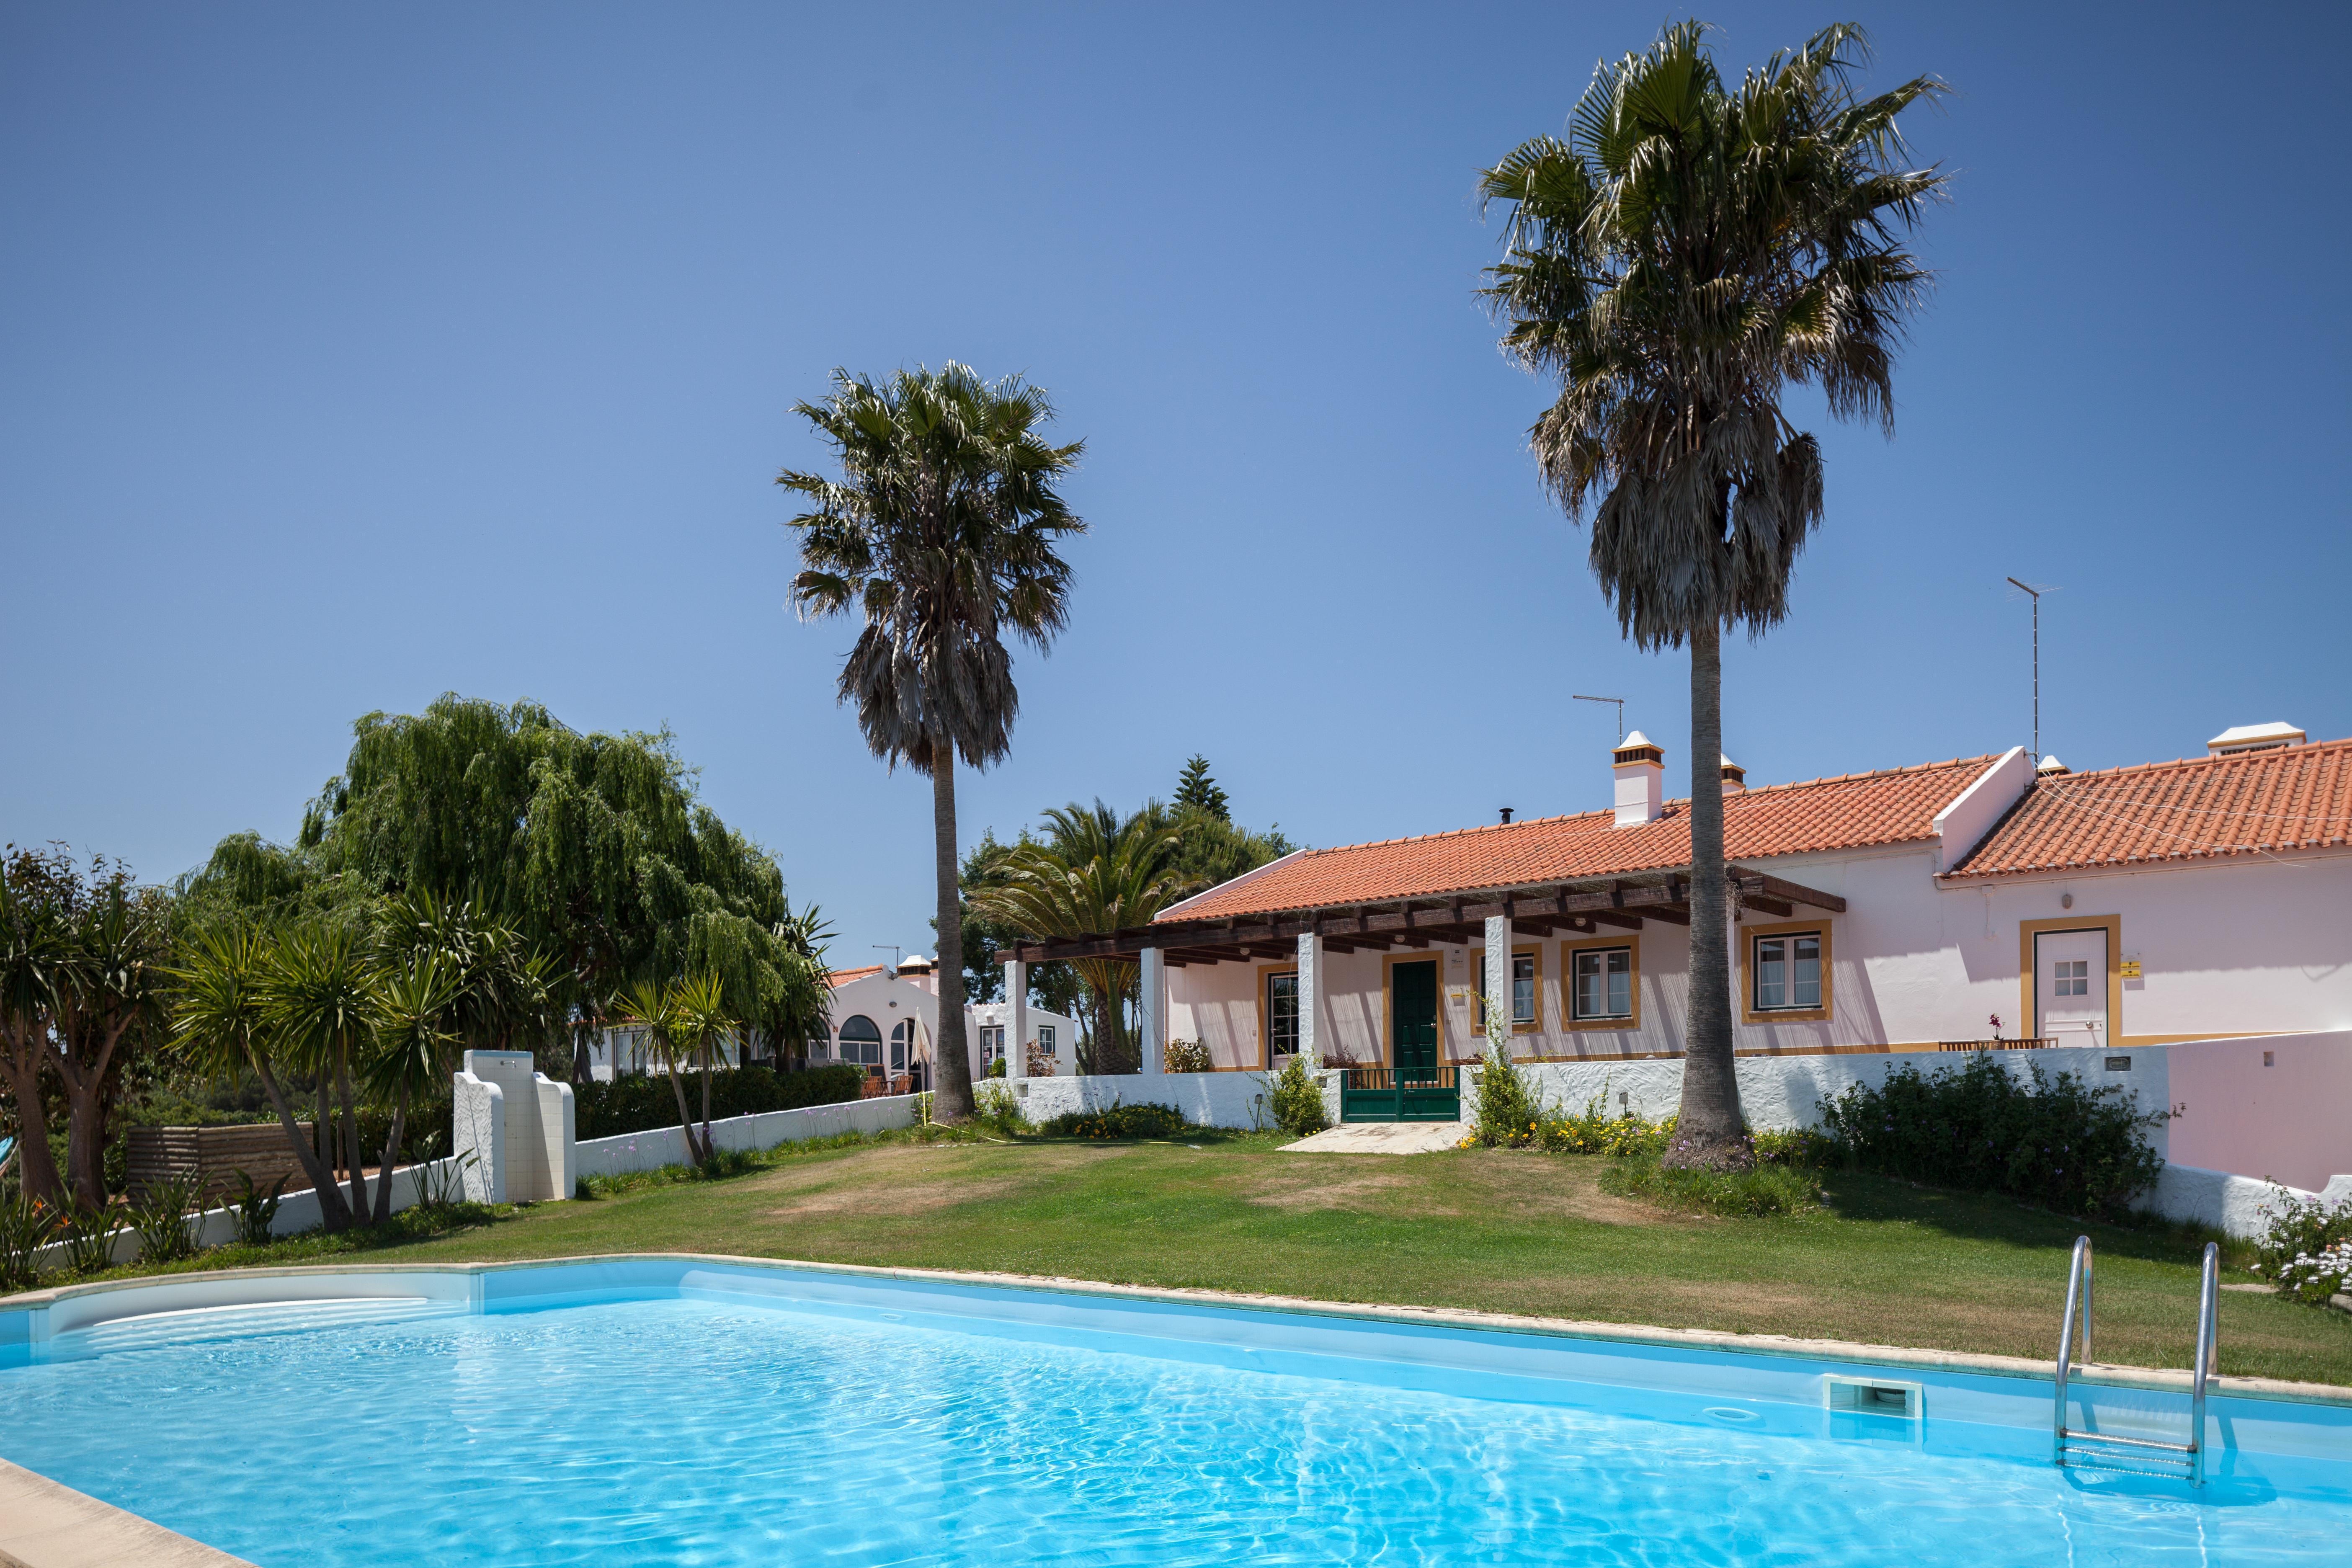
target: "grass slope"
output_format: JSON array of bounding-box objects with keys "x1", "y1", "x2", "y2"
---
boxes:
[{"x1": 38, "y1": 1130, "x2": 2352, "y2": 1385}]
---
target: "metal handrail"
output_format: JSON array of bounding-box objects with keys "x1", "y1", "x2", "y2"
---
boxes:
[
  {"x1": 2053, "y1": 1235, "x2": 2220, "y2": 1485},
  {"x1": 2052, "y1": 1235, "x2": 2094, "y2": 1463}
]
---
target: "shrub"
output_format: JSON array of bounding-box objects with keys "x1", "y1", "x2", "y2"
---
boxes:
[
  {"x1": 1817, "y1": 1052, "x2": 2165, "y2": 1220},
  {"x1": 2254, "y1": 1188, "x2": 2352, "y2": 1305},
  {"x1": 61, "y1": 1207, "x2": 129, "y2": 1274},
  {"x1": 972, "y1": 1081, "x2": 1026, "y2": 1136},
  {"x1": 572, "y1": 1065, "x2": 864, "y2": 1141},
  {"x1": 1267, "y1": 1055, "x2": 1329, "y2": 1136},
  {"x1": 1602, "y1": 1157, "x2": 1819, "y2": 1218},
  {"x1": 1034, "y1": 1101, "x2": 1191, "y2": 1140},
  {"x1": 0, "y1": 1189, "x2": 62, "y2": 1293},
  {"x1": 1752, "y1": 1126, "x2": 1838, "y2": 1170},
  {"x1": 1162, "y1": 1040, "x2": 1213, "y2": 1074},
  {"x1": 129, "y1": 1172, "x2": 206, "y2": 1264},
  {"x1": 1535, "y1": 1089, "x2": 1674, "y2": 1158},
  {"x1": 985, "y1": 1056, "x2": 1007, "y2": 1078},
  {"x1": 1468, "y1": 1046, "x2": 1545, "y2": 1147},
  {"x1": 226, "y1": 1171, "x2": 289, "y2": 1247}
]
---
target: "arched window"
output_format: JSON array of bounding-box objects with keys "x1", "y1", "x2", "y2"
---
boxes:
[
  {"x1": 890, "y1": 1020, "x2": 915, "y2": 1073},
  {"x1": 838, "y1": 1014, "x2": 884, "y2": 1069}
]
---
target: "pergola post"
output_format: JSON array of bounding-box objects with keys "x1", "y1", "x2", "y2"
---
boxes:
[
  {"x1": 1004, "y1": 958, "x2": 1028, "y2": 1082},
  {"x1": 1139, "y1": 946, "x2": 1165, "y2": 1075},
  {"x1": 1483, "y1": 913, "x2": 1511, "y2": 1058},
  {"x1": 1295, "y1": 928, "x2": 1323, "y2": 1068}
]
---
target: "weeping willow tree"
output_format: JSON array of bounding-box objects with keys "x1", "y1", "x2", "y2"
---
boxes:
[
  {"x1": 178, "y1": 695, "x2": 831, "y2": 1071},
  {"x1": 1480, "y1": 21, "x2": 1944, "y2": 1169}
]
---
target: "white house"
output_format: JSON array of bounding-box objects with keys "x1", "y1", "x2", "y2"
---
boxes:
[
  {"x1": 994, "y1": 722, "x2": 2350, "y2": 1121},
  {"x1": 809, "y1": 955, "x2": 1083, "y2": 1089}
]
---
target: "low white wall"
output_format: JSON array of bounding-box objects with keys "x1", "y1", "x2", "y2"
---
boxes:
[
  {"x1": 573, "y1": 1094, "x2": 922, "y2": 1180},
  {"x1": 993, "y1": 1070, "x2": 1340, "y2": 1131},
  {"x1": 34, "y1": 1155, "x2": 466, "y2": 1269},
  {"x1": 2144, "y1": 1166, "x2": 2352, "y2": 1240}
]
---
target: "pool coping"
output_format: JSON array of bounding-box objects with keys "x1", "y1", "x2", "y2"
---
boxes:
[
  {"x1": 0, "y1": 1457, "x2": 255, "y2": 1568},
  {"x1": 7, "y1": 1250, "x2": 2351, "y2": 1407}
]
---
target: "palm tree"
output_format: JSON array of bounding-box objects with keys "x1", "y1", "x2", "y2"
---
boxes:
[
  {"x1": 1480, "y1": 21, "x2": 1944, "y2": 1168},
  {"x1": 263, "y1": 924, "x2": 381, "y2": 1222},
  {"x1": 364, "y1": 951, "x2": 462, "y2": 1223},
  {"x1": 970, "y1": 802, "x2": 1194, "y2": 1074},
  {"x1": 668, "y1": 971, "x2": 732, "y2": 1161},
  {"x1": 780, "y1": 364, "x2": 1086, "y2": 1120},
  {"x1": 170, "y1": 923, "x2": 350, "y2": 1227},
  {"x1": 610, "y1": 976, "x2": 715, "y2": 1166}
]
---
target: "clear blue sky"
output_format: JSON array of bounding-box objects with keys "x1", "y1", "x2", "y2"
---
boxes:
[{"x1": 5, "y1": 3, "x2": 2346, "y2": 961}]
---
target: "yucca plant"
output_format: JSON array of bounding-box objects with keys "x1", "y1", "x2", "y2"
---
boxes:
[
  {"x1": 0, "y1": 1186, "x2": 63, "y2": 1294},
  {"x1": 60, "y1": 1205, "x2": 128, "y2": 1275},
  {"x1": 226, "y1": 1170, "x2": 290, "y2": 1247}
]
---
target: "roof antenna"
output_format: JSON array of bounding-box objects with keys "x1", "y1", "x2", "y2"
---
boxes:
[
  {"x1": 873, "y1": 944, "x2": 903, "y2": 977},
  {"x1": 2004, "y1": 579, "x2": 2060, "y2": 764},
  {"x1": 1573, "y1": 694, "x2": 1626, "y2": 744}
]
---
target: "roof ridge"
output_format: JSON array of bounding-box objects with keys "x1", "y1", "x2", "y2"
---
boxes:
[{"x1": 2040, "y1": 735, "x2": 2352, "y2": 783}]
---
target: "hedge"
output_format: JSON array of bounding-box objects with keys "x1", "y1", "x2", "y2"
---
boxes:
[{"x1": 573, "y1": 1065, "x2": 867, "y2": 1141}]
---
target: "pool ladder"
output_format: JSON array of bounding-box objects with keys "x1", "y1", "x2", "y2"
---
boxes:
[{"x1": 2052, "y1": 1235, "x2": 2219, "y2": 1484}]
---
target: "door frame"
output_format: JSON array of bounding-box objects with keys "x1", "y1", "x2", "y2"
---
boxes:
[
  {"x1": 1381, "y1": 952, "x2": 1441, "y2": 1073},
  {"x1": 2019, "y1": 915, "x2": 2122, "y2": 1042}
]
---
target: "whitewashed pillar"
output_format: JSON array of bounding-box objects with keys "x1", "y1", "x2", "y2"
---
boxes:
[
  {"x1": 1139, "y1": 946, "x2": 1165, "y2": 1075},
  {"x1": 1483, "y1": 914, "x2": 1511, "y2": 1056},
  {"x1": 1005, "y1": 957, "x2": 1028, "y2": 1081},
  {"x1": 1295, "y1": 928, "x2": 1323, "y2": 1068}
]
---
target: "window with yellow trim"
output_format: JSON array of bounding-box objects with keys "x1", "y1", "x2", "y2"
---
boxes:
[
  {"x1": 1470, "y1": 948, "x2": 1540, "y2": 1032},
  {"x1": 1751, "y1": 931, "x2": 1823, "y2": 1013}
]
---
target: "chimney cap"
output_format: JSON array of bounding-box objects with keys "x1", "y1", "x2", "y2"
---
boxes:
[
  {"x1": 1720, "y1": 755, "x2": 1747, "y2": 788},
  {"x1": 2035, "y1": 755, "x2": 2069, "y2": 776},
  {"x1": 1612, "y1": 730, "x2": 1664, "y2": 766},
  {"x1": 2207, "y1": 721, "x2": 2305, "y2": 757}
]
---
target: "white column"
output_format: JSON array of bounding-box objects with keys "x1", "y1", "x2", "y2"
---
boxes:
[
  {"x1": 1295, "y1": 928, "x2": 1323, "y2": 1068},
  {"x1": 1483, "y1": 914, "x2": 1511, "y2": 1056},
  {"x1": 1139, "y1": 946, "x2": 1165, "y2": 1075},
  {"x1": 1005, "y1": 958, "x2": 1028, "y2": 1081}
]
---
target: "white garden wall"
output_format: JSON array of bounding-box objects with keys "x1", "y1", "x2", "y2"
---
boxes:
[
  {"x1": 986, "y1": 1069, "x2": 1341, "y2": 1132},
  {"x1": 573, "y1": 1093, "x2": 923, "y2": 1180}
]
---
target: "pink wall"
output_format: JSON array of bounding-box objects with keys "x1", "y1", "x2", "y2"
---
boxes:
[{"x1": 2166, "y1": 1030, "x2": 2352, "y2": 1191}]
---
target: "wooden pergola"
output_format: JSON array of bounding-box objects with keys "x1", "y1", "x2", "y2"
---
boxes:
[{"x1": 1004, "y1": 866, "x2": 1847, "y2": 968}]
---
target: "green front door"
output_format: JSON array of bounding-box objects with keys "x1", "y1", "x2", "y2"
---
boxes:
[{"x1": 1391, "y1": 960, "x2": 1438, "y2": 1081}]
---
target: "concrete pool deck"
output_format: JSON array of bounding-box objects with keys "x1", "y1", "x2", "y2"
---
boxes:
[{"x1": 0, "y1": 1458, "x2": 252, "y2": 1568}]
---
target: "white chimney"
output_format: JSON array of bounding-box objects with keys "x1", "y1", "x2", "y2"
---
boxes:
[
  {"x1": 2207, "y1": 722, "x2": 2305, "y2": 758},
  {"x1": 1612, "y1": 732, "x2": 1664, "y2": 827},
  {"x1": 1720, "y1": 755, "x2": 1746, "y2": 792}
]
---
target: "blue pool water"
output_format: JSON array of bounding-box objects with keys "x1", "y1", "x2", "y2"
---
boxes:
[{"x1": 2, "y1": 1277, "x2": 2348, "y2": 1565}]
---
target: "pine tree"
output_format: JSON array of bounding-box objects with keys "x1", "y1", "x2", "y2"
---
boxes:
[{"x1": 1174, "y1": 756, "x2": 1229, "y2": 821}]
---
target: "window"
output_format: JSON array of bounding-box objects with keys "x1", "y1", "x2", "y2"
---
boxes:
[
  {"x1": 838, "y1": 1014, "x2": 884, "y2": 1068},
  {"x1": 978, "y1": 1025, "x2": 1005, "y2": 1065},
  {"x1": 1470, "y1": 951, "x2": 1539, "y2": 1031},
  {"x1": 1571, "y1": 946, "x2": 1634, "y2": 1021},
  {"x1": 890, "y1": 1020, "x2": 913, "y2": 1073},
  {"x1": 1752, "y1": 933, "x2": 1823, "y2": 1012},
  {"x1": 805, "y1": 1037, "x2": 830, "y2": 1061},
  {"x1": 2053, "y1": 959, "x2": 2090, "y2": 998},
  {"x1": 1038, "y1": 1025, "x2": 1056, "y2": 1054},
  {"x1": 1266, "y1": 971, "x2": 1300, "y2": 1060}
]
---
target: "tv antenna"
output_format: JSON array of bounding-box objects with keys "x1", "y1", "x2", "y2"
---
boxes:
[
  {"x1": 872, "y1": 944, "x2": 904, "y2": 975},
  {"x1": 1572, "y1": 694, "x2": 1626, "y2": 744},
  {"x1": 2004, "y1": 579, "x2": 2060, "y2": 762}
]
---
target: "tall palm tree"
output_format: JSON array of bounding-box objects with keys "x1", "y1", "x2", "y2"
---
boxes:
[
  {"x1": 668, "y1": 971, "x2": 732, "y2": 1161},
  {"x1": 364, "y1": 951, "x2": 462, "y2": 1224},
  {"x1": 780, "y1": 364, "x2": 1086, "y2": 1120},
  {"x1": 610, "y1": 976, "x2": 717, "y2": 1166},
  {"x1": 1480, "y1": 21, "x2": 1944, "y2": 1168},
  {"x1": 970, "y1": 802, "x2": 1194, "y2": 1074}
]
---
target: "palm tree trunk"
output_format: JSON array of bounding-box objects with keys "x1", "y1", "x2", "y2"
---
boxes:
[
  {"x1": 1665, "y1": 618, "x2": 1752, "y2": 1170},
  {"x1": 665, "y1": 1052, "x2": 705, "y2": 1166},
  {"x1": 931, "y1": 754, "x2": 975, "y2": 1120},
  {"x1": 373, "y1": 1083, "x2": 408, "y2": 1225},
  {"x1": 339, "y1": 1053, "x2": 369, "y2": 1219},
  {"x1": 699, "y1": 1037, "x2": 712, "y2": 1153},
  {"x1": 250, "y1": 1051, "x2": 348, "y2": 1229}
]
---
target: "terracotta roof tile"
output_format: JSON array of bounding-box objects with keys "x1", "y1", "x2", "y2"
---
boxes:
[
  {"x1": 1945, "y1": 738, "x2": 2352, "y2": 879},
  {"x1": 1158, "y1": 755, "x2": 1997, "y2": 923},
  {"x1": 826, "y1": 964, "x2": 887, "y2": 988}
]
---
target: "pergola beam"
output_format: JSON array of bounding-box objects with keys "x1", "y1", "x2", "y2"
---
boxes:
[{"x1": 1003, "y1": 865, "x2": 1842, "y2": 963}]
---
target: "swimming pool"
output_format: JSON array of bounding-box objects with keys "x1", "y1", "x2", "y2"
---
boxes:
[{"x1": 2, "y1": 1258, "x2": 2347, "y2": 1565}]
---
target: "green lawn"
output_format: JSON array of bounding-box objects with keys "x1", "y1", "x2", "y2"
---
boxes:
[{"x1": 47, "y1": 1128, "x2": 2352, "y2": 1387}]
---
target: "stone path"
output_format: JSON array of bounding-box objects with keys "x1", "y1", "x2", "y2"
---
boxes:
[{"x1": 1279, "y1": 1122, "x2": 1466, "y2": 1155}]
